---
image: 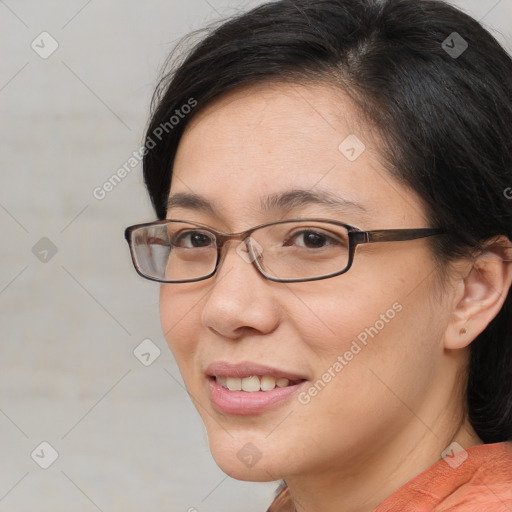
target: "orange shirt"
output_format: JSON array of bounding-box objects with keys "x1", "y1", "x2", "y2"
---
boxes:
[{"x1": 267, "y1": 442, "x2": 512, "y2": 512}]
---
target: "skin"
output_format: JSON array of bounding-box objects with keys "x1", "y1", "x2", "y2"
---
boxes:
[{"x1": 159, "y1": 82, "x2": 512, "y2": 512}]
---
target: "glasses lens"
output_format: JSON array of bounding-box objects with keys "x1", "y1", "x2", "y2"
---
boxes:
[
  {"x1": 129, "y1": 220, "x2": 351, "y2": 282},
  {"x1": 251, "y1": 220, "x2": 350, "y2": 280},
  {"x1": 130, "y1": 222, "x2": 217, "y2": 282}
]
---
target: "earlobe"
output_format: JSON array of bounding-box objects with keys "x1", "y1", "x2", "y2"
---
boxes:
[{"x1": 444, "y1": 237, "x2": 512, "y2": 350}]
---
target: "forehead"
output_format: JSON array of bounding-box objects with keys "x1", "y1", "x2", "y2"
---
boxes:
[
  {"x1": 177, "y1": 81, "x2": 365, "y2": 168},
  {"x1": 170, "y1": 82, "x2": 425, "y2": 229}
]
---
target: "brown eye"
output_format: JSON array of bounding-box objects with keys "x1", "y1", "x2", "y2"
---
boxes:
[
  {"x1": 172, "y1": 230, "x2": 215, "y2": 249},
  {"x1": 283, "y1": 229, "x2": 345, "y2": 249}
]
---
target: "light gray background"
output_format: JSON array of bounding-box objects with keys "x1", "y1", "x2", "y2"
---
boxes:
[{"x1": 1, "y1": 1, "x2": 511, "y2": 511}]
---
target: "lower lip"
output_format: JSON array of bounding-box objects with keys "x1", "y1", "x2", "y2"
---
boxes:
[{"x1": 207, "y1": 378, "x2": 306, "y2": 415}]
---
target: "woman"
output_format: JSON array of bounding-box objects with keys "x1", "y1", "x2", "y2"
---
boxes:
[{"x1": 125, "y1": 0, "x2": 512, "y2": 510}]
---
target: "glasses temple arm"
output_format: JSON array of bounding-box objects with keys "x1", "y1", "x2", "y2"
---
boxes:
[{"x1": 353, "y1": 228, "x2": 445, "y2": 245}]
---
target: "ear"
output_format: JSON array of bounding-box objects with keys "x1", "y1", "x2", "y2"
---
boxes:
[{"x1": 444, "y1": 236, "x2": 512, "y2": 350}]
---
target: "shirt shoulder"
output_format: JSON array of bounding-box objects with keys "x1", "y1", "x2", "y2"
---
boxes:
[
  {"x1": 265, "y1": 442, "x2": 512, "y2": 512},
  {"x1": 375, "y1": 442, "x2": 512, "y2": 512}
]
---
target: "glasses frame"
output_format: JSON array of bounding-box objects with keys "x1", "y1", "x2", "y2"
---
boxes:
[{"x1": 124, "y1": 218, "x2": 445, "y2": 283}]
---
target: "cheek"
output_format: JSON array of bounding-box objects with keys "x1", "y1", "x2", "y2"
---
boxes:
[
  {"x1": 289, "y1": 256, "x2": 444, "y2": 416},
  {"x1": 286, "y1": 267, "x2": 404, "y2": 354},
  {"x1": 284, "y1": 287, "x2": 442, "y2": 459},
  {"x1": 159, "y1": 285, "x2": 202, "y2": 371}
]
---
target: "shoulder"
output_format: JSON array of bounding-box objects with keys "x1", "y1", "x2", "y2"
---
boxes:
[{"x1": 375, "y1": 442, "x2": 512, "y2": 512}]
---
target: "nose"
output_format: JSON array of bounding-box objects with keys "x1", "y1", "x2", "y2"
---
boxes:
[{"x1": 200, "y1": 240, "x2": 280, "y2": 339}]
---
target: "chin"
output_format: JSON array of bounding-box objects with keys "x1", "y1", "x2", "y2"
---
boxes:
[
  {"x1": 210, "y1": 446, "x2": 282, "y2": 482},
  {"x1": 203, "y1": 425, "x2": 289, "y2": 482}
]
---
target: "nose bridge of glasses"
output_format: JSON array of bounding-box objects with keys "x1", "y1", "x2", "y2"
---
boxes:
[{"x1": 208, "y1": 228, "x2": 264, "y2": 275}]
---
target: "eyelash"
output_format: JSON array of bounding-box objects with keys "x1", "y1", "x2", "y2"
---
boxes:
[{"x1": 170, "y1": 228, "x2": 345, "y2": 250}]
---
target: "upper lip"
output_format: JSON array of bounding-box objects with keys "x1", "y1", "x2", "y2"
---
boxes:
[{"x1": 206, "y1": 361, "x2": 307, "y2": 381}]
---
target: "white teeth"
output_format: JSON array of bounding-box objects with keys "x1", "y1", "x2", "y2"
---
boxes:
[
  {"x1": 241, "y1": 376, "x2": 260, "y2": 392},
  {"x1": 276, "y1": 378, "x2": 289, "y2": 388},
  {"x1": 226, "y1": 377, "x2": 242, "y2": 391},
  {"x1": 216, "y1": 375, "x2": 295, "y2": 391},
  {"x1": 260, "y1": 376, "x2": 276, "y2": 391}
]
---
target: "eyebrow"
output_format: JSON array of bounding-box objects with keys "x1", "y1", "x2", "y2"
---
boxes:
[{"x1": 166, "y1": 189, "x2": 367, "y2": 218}]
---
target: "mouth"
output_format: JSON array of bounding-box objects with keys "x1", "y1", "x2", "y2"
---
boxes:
[
  {"x1": 205, "y1": 362, "x2": 308, "y2": 415},
  {"x1": 213, "y1": 375, "x2": 304, "y2": 392}
]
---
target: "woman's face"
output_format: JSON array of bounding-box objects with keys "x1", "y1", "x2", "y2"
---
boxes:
[{"x1": 160, "y1": 82, "x2": 454, "y2": 482}]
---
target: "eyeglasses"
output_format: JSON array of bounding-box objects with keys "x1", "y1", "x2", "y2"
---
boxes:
[
  {"x1": 124, "y1": 218, "x2": 444, "y2": 283},
  {"x1": 124, "y1": 218, "x2": 445, "y2": 283}
]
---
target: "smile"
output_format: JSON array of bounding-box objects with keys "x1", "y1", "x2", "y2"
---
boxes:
[
  {"x1": 215, "y1": 375, "x2": 301, "y2": 392},
  {"x1": 205, "y1": 362, "x2": 308, "y2": 415}
]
